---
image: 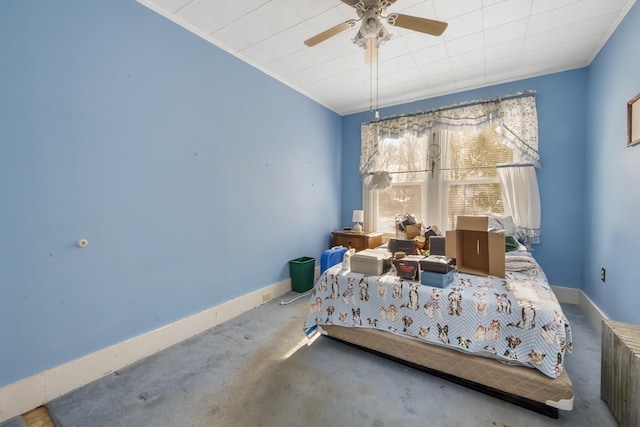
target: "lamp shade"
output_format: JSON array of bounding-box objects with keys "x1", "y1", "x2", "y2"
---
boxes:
[{"x1": 352, "y1": 210, "x2": 364, "y2": 223}]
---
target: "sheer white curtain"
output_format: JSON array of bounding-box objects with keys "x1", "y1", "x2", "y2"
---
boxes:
[
  {"x1": 497, "y1": 164, "x2": 541, "y2": 246},
  {"x1": 495, "y1": 94, "x2": 541, "y2": 246}
]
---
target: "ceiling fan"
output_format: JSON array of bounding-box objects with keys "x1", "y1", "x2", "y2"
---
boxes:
[{"x1": 304, "y1": 0, "x2": 448, "y2": 63}]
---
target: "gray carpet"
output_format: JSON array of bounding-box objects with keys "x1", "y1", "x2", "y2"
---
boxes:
[
  {"x1": 46, "y1": 293, "x2": 618, "y2": 427},
  {"x1": 0, "y1": 417, "x2": 26, "y2": 427}
]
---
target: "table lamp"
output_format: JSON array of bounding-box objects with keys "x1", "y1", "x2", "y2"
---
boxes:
[{"x1": 352, "y1": 210, "x2": 364, "y2": 233}]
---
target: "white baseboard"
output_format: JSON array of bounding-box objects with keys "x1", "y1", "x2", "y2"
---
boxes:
[
  {"x1": 551, "y1": 285, "x2": 609, "y2": 335},
  {"x1": 0, "y1": 275, "x2": 302, "y2": 423},
  {"x1": 578, "y1": 290, "x2": 609, "y2": 335},
  {"x1": 551, "y1": 286, "x2": 580, "y2": 305}
]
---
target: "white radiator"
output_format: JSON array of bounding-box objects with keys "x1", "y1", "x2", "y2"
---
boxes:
[{"x1": 601, "y1": 319, "x2": 640, "y2": 427}]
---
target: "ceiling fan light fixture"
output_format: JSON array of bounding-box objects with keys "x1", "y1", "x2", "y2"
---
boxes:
[
  {"x1": 364, "y1": 16, "x2": 378, "y2": 31},
  {"x1": 353, "y1": 24, "x2": 390, "y2": 49}
]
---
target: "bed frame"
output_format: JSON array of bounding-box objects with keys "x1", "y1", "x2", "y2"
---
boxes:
[{"x1": 320, "y1": 324, "x2": 573, "y2": 419}]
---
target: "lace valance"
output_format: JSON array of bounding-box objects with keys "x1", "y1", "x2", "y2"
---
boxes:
[{"x1": 360, "y1": 91, "x2": 540, "y2": 178}]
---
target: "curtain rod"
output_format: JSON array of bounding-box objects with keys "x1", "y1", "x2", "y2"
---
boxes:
[
  {"x1": 373, "y1": 163, "x2": 535, "y2": 175},
  {"x1": 365, "y1": 90, "x2": 536, "y2": 124}
]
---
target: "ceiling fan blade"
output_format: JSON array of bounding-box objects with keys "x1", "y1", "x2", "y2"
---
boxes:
[
  {"x1": 387, "y1": 13, "x2": 448, "y2": 36},
  {"x1": 304, "y1": 20, "x2": 356, "y2": 47},
  {"x1": 365, "y1": 37, "x2": 378, "y2": 63}
]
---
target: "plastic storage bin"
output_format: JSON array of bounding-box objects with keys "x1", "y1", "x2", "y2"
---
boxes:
[
  {"x1": 289, "y1": 257, "x2": 316, "y2": 292},
  {"x1": 320, "y1": 246, "x2": 348, "y2": 273}
]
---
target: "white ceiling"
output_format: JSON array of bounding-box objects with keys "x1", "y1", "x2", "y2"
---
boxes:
[{"x1": 137, "y1": 0, "x2": 636, "y2": 115}]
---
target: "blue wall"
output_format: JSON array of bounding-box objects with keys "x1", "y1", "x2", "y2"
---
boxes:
[
  {"x1": 342, "y1": 70, "x2": 589, "y2": 291},
  {"x1": 584, "y1": 1, "x2": 640, "y2": 324},
  {"x1": 0, "y1": 0, "x2": 342, "y2": 387}
]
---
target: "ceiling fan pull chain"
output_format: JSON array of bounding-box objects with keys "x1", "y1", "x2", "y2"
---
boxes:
[
  {"x1": 369, "y1": 53, "x2": 373, "y2": 112},
  {"x1": 375, "y1": 50, "x2": 380, "y2": 119}
]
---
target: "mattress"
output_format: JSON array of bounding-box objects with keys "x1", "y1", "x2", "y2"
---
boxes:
[{"x1": 319, "y1": 324, "x2": 573, "y2": 412}]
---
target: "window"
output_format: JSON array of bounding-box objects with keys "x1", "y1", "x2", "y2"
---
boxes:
[
  {"x1": 372, "y1": 123, "x2": 513, "y2": 234},
  {"x1": 376, "y1": 134, "x2": 427, "y2": 233},
  {"x1": 360, "y1": 91, "x2": 541, "y2": 244}
]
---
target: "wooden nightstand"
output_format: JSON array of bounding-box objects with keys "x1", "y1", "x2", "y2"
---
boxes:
[{"x1": 332, "y1": 231, "x2": 383, "y2": 251}]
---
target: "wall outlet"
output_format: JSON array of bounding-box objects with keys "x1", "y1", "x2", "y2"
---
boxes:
[
  {"x1": 262, "y1": 293, "x2": 272, "y2": 302},
  {"x1": 601, "y1": 268, "x2": 606, "y2": 282}
]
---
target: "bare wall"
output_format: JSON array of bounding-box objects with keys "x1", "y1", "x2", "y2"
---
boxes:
[{"x1": 0, "y1": 0, "x2": 342, "y2": 387}]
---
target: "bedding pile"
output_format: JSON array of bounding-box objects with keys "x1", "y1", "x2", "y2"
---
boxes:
[
  {"x1": 305, "y1": 253, "x2": 572, "y2": 379},
  {"x1": 505, "y1": 254, "x2": 538, "y2": 276}
]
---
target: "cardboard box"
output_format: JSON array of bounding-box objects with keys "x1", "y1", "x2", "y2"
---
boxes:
[
  {"x1": 396, "y1": 223, "x2": 422, "y2": 240},
  {"x1": 445, "y1": 216, "x2": 505, "y2": 277},
  {"x1": 393, "y1": 255, "x2": 424, "y2": 280},
  {"x1": 350, "y1": 249, "x2": 392, "y2": 276},
  {"x1": 420, "y1": 269, "x2": 457, "y2": 288}
]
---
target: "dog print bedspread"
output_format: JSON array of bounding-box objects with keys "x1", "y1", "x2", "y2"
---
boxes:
[{"x1": 304, "y1": 259, "x2": 572, "y2": 379}]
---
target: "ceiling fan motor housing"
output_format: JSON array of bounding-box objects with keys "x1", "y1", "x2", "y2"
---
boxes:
[{"x1": 353, "y1": 0, "x2": 392, "y2": 47}]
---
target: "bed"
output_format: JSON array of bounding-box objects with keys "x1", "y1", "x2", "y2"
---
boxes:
[{"x1": 304, "y1": 251, "x2": 574, "y2": 418}]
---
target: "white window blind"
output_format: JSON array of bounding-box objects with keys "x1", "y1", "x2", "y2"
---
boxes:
[{"x1": 442, "y1": 125, "x2": 513, "y2": 230}]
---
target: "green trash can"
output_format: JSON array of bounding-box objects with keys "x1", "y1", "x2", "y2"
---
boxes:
[{"x1": 289, "y1": 256, "x2": 315, "y2": 293}]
